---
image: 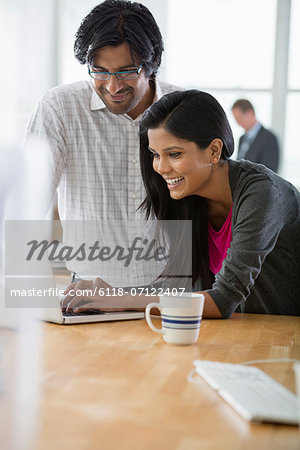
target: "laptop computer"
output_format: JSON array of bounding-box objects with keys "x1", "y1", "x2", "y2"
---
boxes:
[{"x1": 40, "y1": 282, "x2": 144, "y2": 325}]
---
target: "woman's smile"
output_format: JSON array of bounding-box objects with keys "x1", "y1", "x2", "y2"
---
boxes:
[{"x1": 165, "y1": 176, "x2": 185, "y2": 189}]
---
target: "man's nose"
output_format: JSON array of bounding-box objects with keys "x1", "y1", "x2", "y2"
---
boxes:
[{"x1": 105, "y1": 75, "x2": 124, "y2": 94}]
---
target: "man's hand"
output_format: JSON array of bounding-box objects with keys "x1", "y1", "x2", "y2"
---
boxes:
[{"x1": 60, "y1": 277, "x2": 126, "y2": 313}]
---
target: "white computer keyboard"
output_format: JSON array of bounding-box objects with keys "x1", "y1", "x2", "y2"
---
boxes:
[{"x1": 191, "y1": 360, "x2": 299, "y2": 425}]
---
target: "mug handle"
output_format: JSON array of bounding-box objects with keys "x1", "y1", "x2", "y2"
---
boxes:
[{"x1": 145, "y1": 302, "x2": 164, "y2": 334}]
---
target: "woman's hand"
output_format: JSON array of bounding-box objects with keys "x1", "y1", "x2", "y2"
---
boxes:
[{"x1": 60, "y1": 277, "x2": 127, "y2": 313}]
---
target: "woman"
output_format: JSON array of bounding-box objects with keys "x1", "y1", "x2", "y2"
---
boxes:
[{"x1": 63, "y1": 90, "x2": 300, "y2": 318}]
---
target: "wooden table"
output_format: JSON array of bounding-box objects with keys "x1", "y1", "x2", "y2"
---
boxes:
[{"x1": 33, "y1": 314, "x2": 300, "y2": 450}]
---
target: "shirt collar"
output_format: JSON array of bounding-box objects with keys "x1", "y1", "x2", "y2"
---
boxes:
[
  {"x1": 245, "y1": 121, "x2": 262, "y2": 141},
  {"x1": 153, "y1": 79, "x2": 163, "y2": 102},
  {"x1": 90, "y1": 80, "x2": 106, "y2": 111},
  {"x1": 90, "y1": 78, "x2": 162, "y2": 112}
]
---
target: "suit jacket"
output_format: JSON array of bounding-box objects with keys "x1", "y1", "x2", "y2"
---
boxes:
[{"x1": 237, "y1": 126, "x2": 279, "y2": 172}]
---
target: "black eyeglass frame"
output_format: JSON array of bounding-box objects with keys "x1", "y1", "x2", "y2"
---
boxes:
[{"x1": 88, "y1": 64, "x2": 143, "y2": 80}]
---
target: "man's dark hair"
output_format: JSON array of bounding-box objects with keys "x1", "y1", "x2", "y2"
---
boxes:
[
  {"x1": 231, "y1": 99, "x2": 255, "y2": 114},
  {"x1": 74, "y1": 0, "x2": 164, "y2": 77}
]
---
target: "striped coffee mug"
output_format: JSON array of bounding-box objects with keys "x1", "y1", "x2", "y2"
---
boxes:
[{"x1": 145, "y1": 293, "x2": 204, "y2": 345}]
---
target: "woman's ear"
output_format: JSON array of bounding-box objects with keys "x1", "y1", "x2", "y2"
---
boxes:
[{"x1": 210, "y1": 138, "x2": 223, "y2": 164}]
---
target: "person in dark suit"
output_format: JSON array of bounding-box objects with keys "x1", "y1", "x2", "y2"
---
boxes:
[{"x1": 231, "y1": 99, "x2": 279, "y2": 172}]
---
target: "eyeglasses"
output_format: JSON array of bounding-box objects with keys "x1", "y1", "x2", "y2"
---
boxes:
[{"x1": 88, "y1": 64, "x2": 143, "y2": 81}]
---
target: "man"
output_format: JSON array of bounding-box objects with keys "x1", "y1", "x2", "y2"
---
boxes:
[
  {"x1": 231, "y1": 99, "x2": 279, "y2": 172},
  {"x1": 26, "y1": 0, "x2": 179, "y2": 285}
]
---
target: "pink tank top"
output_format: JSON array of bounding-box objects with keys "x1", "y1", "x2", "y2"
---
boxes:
[{"x1": 208, "y1": 205, "x2": 232, "y2": 274}]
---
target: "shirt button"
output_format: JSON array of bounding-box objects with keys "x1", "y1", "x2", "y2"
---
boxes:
[
  {"x1": 132, "y1": 158, "x2": 137, "y2": 164},
  {"x1": 132, "y1": 194, "x2": 137, "y2": 199}
]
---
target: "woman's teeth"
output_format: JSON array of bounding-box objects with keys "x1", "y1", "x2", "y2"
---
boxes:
[{"x1": 166, "y1": 177, "x2": 184, "y2": 185}]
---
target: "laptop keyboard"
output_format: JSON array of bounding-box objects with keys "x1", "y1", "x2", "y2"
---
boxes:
[{"x1": 63, "y1": 309, "x2": 104, "y2": 317}]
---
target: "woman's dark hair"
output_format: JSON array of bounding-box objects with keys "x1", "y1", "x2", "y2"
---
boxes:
[
  {"x1": 74, "y1": 0, "x2": 163, "y2": 77},
  {"x1": 139, "y1": 89, "x2": 234, "y2": 290}
]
